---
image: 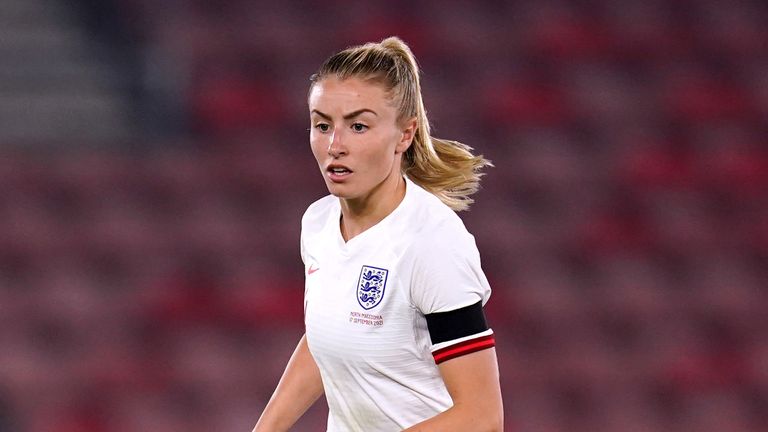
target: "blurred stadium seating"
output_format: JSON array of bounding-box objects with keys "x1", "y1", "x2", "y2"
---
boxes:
[{"x1": 0, "y1": 0, "x2": 766, "y2": 431}]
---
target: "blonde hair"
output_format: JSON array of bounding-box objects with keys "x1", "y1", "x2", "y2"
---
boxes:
[{"x1": 309, "y1": 36, "x2": 491, "y2": 211}]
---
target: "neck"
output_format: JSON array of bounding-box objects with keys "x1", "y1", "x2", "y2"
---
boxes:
[{"x1": 339, "y1": 173, "x2": 406, "y2": 242}]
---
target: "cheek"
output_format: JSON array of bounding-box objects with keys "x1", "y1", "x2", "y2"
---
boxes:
[
  {"x1": 364, "y1": 134, "x2": 398, "y2": 167},
  {"x1": 310, "y1": 136, "x2": 327, "y2": 161},
  {"x1": 373, "y1": 130, "x2": 401, "y2": 159}
]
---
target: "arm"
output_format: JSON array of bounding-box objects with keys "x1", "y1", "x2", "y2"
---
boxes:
[
  {"x1": 252, "y1": 334, "x2": 324, "y2": 432},
  {"x1": 402, "y1": 348, "x2": 503, "y2": 432}
]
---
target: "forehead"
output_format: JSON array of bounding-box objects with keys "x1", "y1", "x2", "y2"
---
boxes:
[{"x1": 309, "y1": 76, "x2": 395, "y2": 112}]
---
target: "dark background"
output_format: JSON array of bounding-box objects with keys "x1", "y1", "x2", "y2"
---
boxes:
[{"x1": 0, "y1": 0, "x2": 767, "y2": 431}]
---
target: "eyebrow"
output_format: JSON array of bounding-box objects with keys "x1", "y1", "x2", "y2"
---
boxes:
[{"x1": 311, "y1": 108, "x2": 378, "y2": 120}]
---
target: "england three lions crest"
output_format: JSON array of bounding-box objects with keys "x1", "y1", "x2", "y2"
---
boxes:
[{"x1": 357, "y1": 265, "x2": 388, "y2": 310}]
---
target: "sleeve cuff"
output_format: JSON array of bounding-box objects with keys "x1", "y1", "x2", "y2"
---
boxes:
[{"x1": 431, "y1": 330, "x2": 495, "y2": 364}]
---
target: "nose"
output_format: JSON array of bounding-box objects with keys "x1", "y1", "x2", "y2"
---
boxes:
[{"x1": 327, "y1": 130, "x2": 346, "y2": 158}]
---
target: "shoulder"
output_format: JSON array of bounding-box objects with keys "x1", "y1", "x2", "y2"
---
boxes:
[
  {"x1": 407, "y1": 180, "x2": 473, "y2": 239},
  {"x1": 301, "y1": 194, "x2": 337, "y2": 231},
  {"x1": 405, "y1": 181, "x2": 476, "y2": 253},
  {"x1": 404, "y1": 183, "x2": 491, "y2": 313}
]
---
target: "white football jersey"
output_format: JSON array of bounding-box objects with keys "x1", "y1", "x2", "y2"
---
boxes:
[{"x1": 301, "y1": 177, "x2": 494, "y2": 432}]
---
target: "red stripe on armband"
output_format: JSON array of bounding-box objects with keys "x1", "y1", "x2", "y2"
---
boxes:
[{"x1": 432, "y1": 334, "x2": 496, "y2": 365}]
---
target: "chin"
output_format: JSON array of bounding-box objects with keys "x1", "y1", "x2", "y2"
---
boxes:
[{"x1": 324, "y1": 182, "x2": 355, "y2": 199}]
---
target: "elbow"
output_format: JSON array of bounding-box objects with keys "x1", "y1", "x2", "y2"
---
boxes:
[
  {"x1": 488, "y1": 416, "x2": 504, "y2": 432},
  {"x1": 453, "y1": 397, "x2": 504, "y2": 431},
  {"x1": 475, "y1": 419, "x2": 502, "y2": 432},
  {"x1": 484, "y1": 408, "x2": 504, "y2": 432},
  {"x1": 472, "y1": 409, "x2": 503, "y2": 432}
]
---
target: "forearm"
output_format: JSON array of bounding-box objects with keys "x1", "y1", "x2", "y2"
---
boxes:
[{"x1": 253, "y1": 334, "x2": 324, "y2": 432}]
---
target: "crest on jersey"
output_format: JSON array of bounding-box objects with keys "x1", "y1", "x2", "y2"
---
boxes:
[{"x1": 357, "y1": 265, "x2": 388, "y2": 310}]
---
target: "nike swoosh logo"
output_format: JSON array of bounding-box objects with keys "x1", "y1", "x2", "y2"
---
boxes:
[{"x1": 308, "y1": 265, "x2": 320, "y2": 275}]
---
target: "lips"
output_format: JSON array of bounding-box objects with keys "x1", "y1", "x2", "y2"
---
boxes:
[
  {"x1": 327, "y1": 164, "x2": 353, "y2": 174},
  {"x1": 326, "y1": 163, "x2": 353, "y2": 182}
]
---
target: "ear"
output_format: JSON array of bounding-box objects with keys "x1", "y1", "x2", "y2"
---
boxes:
[{"x1": 395, "y1": 117, "x2": 417, "y2": 154}]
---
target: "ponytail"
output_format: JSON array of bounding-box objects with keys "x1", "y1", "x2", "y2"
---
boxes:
[{"x1": 311, "y1": 36, "x2": 491, "y2": 211}]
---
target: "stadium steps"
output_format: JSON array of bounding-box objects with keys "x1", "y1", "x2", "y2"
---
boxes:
[{"x1": 0, "y1": 0, "x2": 131, "y2": 144}]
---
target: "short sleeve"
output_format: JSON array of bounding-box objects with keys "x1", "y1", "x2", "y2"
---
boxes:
[
  {"x1": 409, "y1": 220, "x2": 495, "y2": 363},
  {"x1": 409, "y1": 223, "x2": 491, "y2": 315},
  {"x1": 299, "y1": 228, "x2": 306, "y2": 266}
]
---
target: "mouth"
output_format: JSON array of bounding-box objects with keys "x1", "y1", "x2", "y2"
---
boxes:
[{"x1": 326, "y1": 164, "x2": 353, "y2": 182}]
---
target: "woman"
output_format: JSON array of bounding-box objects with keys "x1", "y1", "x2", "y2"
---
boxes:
[{"x1": 253, "y1": 36, "x2": 503, "y2": 432}]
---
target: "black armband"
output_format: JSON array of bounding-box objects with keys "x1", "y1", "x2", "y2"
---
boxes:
[
  {"x1": 426, "y1": 301, "x2": 495, "y2": 364},
  {"x1": 425, "y1": 300, "x2": 489, "y2": 344}
]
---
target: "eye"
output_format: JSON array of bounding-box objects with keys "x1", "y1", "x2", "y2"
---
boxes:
[
  {"x1": 351, "y1": 123, "x2": 368, "y2": 133},
  {"x1": 314, "y1": 123, "x2": 331, "y2": 133}
]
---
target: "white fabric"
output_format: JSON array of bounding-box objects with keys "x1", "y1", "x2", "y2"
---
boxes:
[
  {"x1": 301, "y1": 177, "x2": 492, "y2": 432},
  {"x1": 430, "y1": 328, "x2": 494, "y2": 353}
]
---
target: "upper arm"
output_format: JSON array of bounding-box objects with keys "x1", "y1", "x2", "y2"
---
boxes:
[
  {"x1": 408, "y1": 217, "x2": 502, "y2": 428},
  {"x1": 438, "y1": 347, "x2": 503, "y2": 428}
]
